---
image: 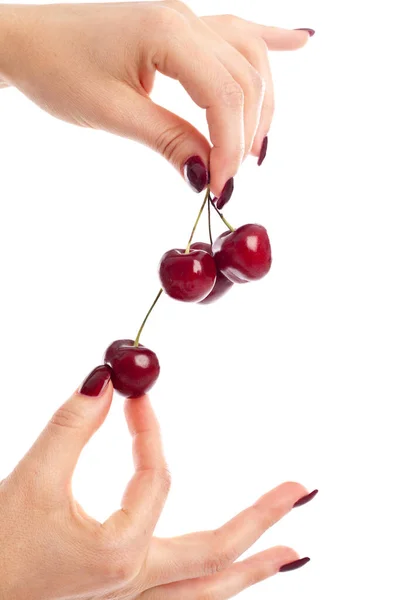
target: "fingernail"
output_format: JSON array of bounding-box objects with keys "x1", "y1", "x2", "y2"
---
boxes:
[
  {"x1": 215, "y1": 177, "x2": 234, "y2": 210},
  {"x1": 257, "y1": 136, "x2": 268, "y2": 166},
  {"x1": 294, "y1": 28, "x2": 315, "y2": 37},
  {"x1": 279, "y1": 557, "x2": 310, "y2": 573},
  {"x1": 183, "y1": 156, "x2": 208, "y2": 193},
  {"x1": 79, "y1": 365, "x2": 112, "y2": 397},
  {"x1": 293, "y1": 489, "x2": 319, "y2": 508}
]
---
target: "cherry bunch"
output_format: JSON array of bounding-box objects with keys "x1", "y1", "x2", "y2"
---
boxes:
[{"x1": 104, "y1": 187, "x2": 272, "y2": 397}]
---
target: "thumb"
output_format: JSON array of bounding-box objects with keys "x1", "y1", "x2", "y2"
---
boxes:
[
  {"x1": 25, "y1": 365, "x2": 113, "y2": 489},
  {"x1": 101, "y1": 86, "x2": 211, "y2": 194}
]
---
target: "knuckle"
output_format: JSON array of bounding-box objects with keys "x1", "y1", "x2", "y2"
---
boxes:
[
  {"x1": 203, "y1": 551, "x2": 234, "y2": 575},
  {"x1": 151, "y1": 467, "x2": 172, "y2": 495},
  {"x1": 152, "y1": 4, "x2": 188, "y2": 32},
  {"x1": 246, "y1": 566, "x2": 267, "y2": 586},
  {"x1": 94, "y1": 536, "x2": 137, "y2": 584},
  {"x1": 249, "y1": 503, "x2": 275, "y2": 530},
  {"x1": 239, "y1": 65, "x2": 264, "y2": 101},
  {"x1": 203, "y1": 556, "x2": 225, "y2": 576},
  {"x1": 220, "y1": 14, "x2": 242, "y2": 27},
  {"x1": 50, "y1": 405, "x2": 84, "y2": 431},
  {"x1": 203, "y1": 537, "x2": 238, "y2": 576},
  {"x1": 155, "y1": 125, "x2": 188, "y2": 164},
  {"x1": 249, "y1": 37, "x2": 267, "y2": 57},
  {"x1": 220, "y1": 81, "x2": 244, "y2": 109},
  {"x1": 102, "y1": 556, "x2": 133, "y2": 584},
  {"x1": 251, "y1": 69, "x2": 265, "y2": 96}
]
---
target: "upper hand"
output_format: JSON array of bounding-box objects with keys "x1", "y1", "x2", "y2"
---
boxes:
[
  {"x1": 0, "y1": 365, "x2": 312, "y2": 600},
  {"x1": 0, "y1": 1, "x2": 312, "y2": 196}
]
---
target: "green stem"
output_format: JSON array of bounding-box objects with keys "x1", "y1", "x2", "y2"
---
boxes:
[
  {"x1": 211, "y1": 201, "x2": 235, "y2": 232},
  {"x1": 134, "y1": 188, "x2": 211, "y2": 345},
  {"x1": 134, "y1": 288, "x2": 163, "y2": 347},
  {"x1": 207, "y1": 196, "x2": 213, "y2": 245},
  {"x1": 185, "y1": 187, "x2": 210, "y2": 253}
]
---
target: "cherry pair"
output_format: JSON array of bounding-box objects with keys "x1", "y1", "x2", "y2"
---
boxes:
[{"x1": 159, "y1": 224, "x2": 272, "y2": 303}]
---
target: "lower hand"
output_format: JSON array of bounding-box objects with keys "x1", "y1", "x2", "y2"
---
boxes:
[{"x1": 0, "y1": 365, "x2": 314, "y2": 600}]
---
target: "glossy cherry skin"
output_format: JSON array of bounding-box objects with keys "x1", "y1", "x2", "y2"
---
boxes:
[
  {"x1": 159, "y1": 248, "x2": 217, "y2": 302},
  {"x1": 104, "y1": 339, "x2": 160, "y2": 397},
  {"x1": 212, "y1": 224, "x2": 272, "y2": 283},
  {"x1": 191, "y1": 242, "x2": 234, "y2": 303}
]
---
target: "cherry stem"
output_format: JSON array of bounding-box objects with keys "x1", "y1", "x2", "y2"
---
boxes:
[
  {"x1": 207, "y1": 196, "x2": 213, "y2": 245},
  {"x1": 134, "y1": 288, "x2": 163, "y2": 347},
  {"x1": 185, "y1": 187, "x2": 210, "y2": 254},
  {"x1": 134, "y1": 188, "x2": 211, "y2": 345},
  {"x1": 211, "y1": 201, "x2": 235, "y2": 232}
]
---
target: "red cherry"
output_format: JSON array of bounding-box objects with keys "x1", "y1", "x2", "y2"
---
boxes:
[
  {"x1": 159, "y1": 248, "x2": 217, "y2": 302},
  {"x1": 212, "y1": 224, "x2": 272, "y2": 283},
  {"x1": 104, "y1": 339, "x2": 160, "y2": 397},
  {"x1": 191, "y1": 242, "x2": 234, "y2": 304}
]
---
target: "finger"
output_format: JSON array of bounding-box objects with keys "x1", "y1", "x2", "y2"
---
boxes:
[
  {"x1": 90, "y1": 83, "x2": 211, "y2": 194},
  {"x1": 97, "y1": 14, "x2": 244, "y2": 196},
  {"x1": 248, "y1": 24, "x2": 314, "y2": 51},
  {"x1": 211, "y1": 43, "x2": 265, "y2": 160},
  {"x1": 21, "y1": 366, "x2": 113, "y2": 491},
  {"x1": 207, "y1": 31, "x2": 273, "y2": 161},
  {"x1": 234, "y1": 39, "x2": 274, "y2": 159},
  {"x1": 189, "y1": 15, "x2": 264, "y2": 161},
  {"x1": 202, "y1": 16, "x2": 314, "y2": 52},
  {"x1": 104, "y1": 395, "x2": 170, "y2": 540},
  {"x1": 142, "y1": 546, "x2": 300, "y2": 600},
  {"x1": 146, "y1": 482, "x2": 308, "y2": 586},
  {"x1": 151, "y1": 17, "x2": 245, "y2": 196}
]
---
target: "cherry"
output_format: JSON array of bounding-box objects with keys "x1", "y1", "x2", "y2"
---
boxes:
[
  {"x1": 191, "y1": 242, "x2": 234, "y2": 303},
  {"x1": 159, "y1": 248, "x2": 217, "y2": 302},
  {"x1": 104, "y1": 339, "x2": 160, "y2": 397},
  {"x1": 212, "y1": 224, "x2": 272, "y2": 283}
]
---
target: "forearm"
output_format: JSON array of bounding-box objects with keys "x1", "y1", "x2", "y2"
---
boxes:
[{"x1": 0, "y1": 4, "x2": 26, "y2": 86}]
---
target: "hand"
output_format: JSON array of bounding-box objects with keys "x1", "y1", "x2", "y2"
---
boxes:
[
  {"x1": 0, "y1": 1, "x2": 313, "y2": 196},
  {"x1": 0, "y1": 365, "x2": 315, "y2": 600}
]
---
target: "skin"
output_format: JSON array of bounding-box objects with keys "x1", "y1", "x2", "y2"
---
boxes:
[
  {"x1": 0, "y1": 1, "x2": 311, "y2": 196},
  {"x1": 0, "y1": 383, "x2": 309, "y2": 600},
  {"x1": 0, "y1": 3, "x2": 313, "y2": 597}
]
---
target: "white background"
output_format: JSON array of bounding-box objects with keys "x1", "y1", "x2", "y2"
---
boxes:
[{"x1": 1, "y1": 0, "x2": 400, "y2": 598}]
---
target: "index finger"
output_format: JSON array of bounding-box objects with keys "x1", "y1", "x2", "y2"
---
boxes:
[
  {"x1": 104, "y1": 395, "x2": 171, "y2": 538},
  {"x1": 153, "y1": 19, "x2": 245, "y2": 196},
  {"x1": 252, "y1": 24, "x2": 313, "y2": 50}
]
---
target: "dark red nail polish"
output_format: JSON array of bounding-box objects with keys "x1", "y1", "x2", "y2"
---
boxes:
[
  {"x1": 279, "y1": 557, "x2": 310, "y2": 573},
  {"x1": 294, "y1": 28, "x2": 315, "y2": 37},
  {"x1": 293, "y1": 489, "x2": 319, "y2": 508},
  {"x1": 183, "y1": 156, "x2": 208, "y2": 193},
  {"x1": 257, "y1": 136, "x2": 268, "y2": 166},
  {"x1": 215, "y1": 178, "x2": 234, "y2": 210},
  {"x1": 79, "y1": 365, "x2": 112, "y2": 397}
]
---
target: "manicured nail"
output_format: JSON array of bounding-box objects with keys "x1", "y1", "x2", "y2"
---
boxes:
[
  {"x1": 293, "y1": 489, "x2": 319, "y2": 508},
  {"x1": 183, "y1": 156, "x2": 208, "y2": 193},
  {"x1": 257, "y1": 136, "x2": 268, "y2": 166},
  {"x1": 79, "y1": 365, "x2": 112, "y2": 397},
  {"x1": 279, "y1": 557, "x2": 310, "y2": 573},
  {"x1": 294, "y1": 28, "x2": 315, "y2": 37},
  {"x1": 215, "y1": 177, "x2": 234, "y2": 210}
]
